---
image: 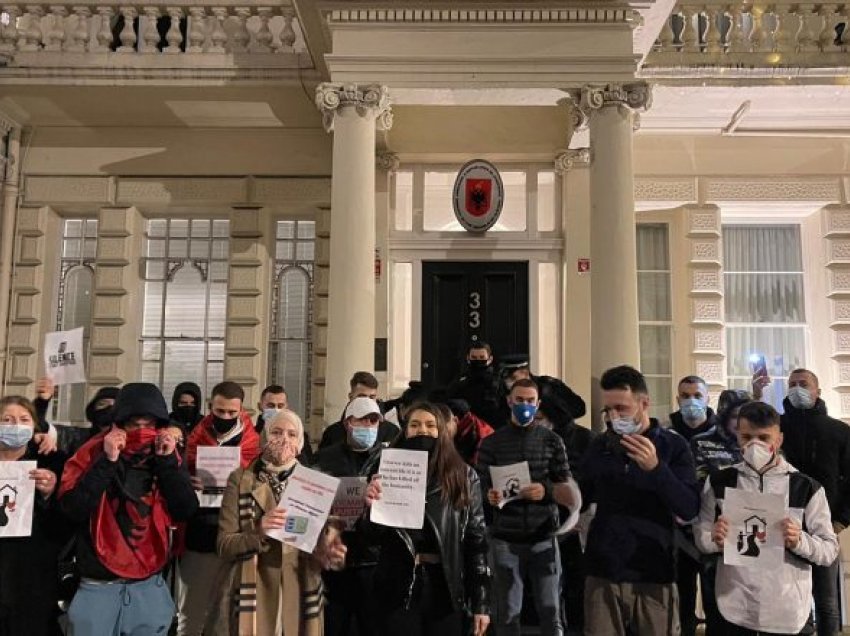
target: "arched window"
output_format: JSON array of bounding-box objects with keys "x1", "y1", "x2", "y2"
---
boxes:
[
  {"x1": 269, "y1": 221, "x2": 315, "y2": 420},
  {"x1": 54, "y1": 219, "x2": 97, "y2": 423},
  {"x1": 140, "y1": 219, "x2": 228, "y2": 402}
]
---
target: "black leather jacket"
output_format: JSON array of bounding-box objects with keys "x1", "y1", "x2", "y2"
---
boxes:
[{"x1": 367, "y1": 465, "x2": 490, "y2": 616}]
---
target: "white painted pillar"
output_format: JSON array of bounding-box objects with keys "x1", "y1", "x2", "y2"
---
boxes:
[
  {"x1": 315, "y1": 83, "x2": 391, "y2": 421},
  {"x1": 580, "y1": 83, "x2": 652, "y2": 382}
]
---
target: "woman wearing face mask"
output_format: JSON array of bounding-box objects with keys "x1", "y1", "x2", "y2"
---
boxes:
[
  {"x1": 0, "y1": 395, "x2": 70, "y2": 636},
  {"x1": 218, "y1": 409, "x2": 347, "y2": 636},
  {"x1": 364, "y1": 402, "x2": 491, "y2": 636}
]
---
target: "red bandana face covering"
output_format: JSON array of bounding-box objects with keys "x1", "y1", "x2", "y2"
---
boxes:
[
  {"x1": 59, "y1": 428, "x2": 172, "y2": 579},
  {"x1": 123, "y1": 427, "x2": 157, "y2": 458}
]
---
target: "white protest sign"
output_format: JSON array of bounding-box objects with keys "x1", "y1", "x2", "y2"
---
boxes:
[
  {"x1": 490, "y1": 461, "x2": 531, "y2": 508},
  {"x1": 371, "y1": 448, "x2": 428, "y2": 529},
  {"x1": 196, "y1": 446, "x2": 241, "y2": 508},
  {"x1": 330, "y1": 476, "x2": 368, "y2": 530},
  {"x1": 723, "y1": 487, "x2": 785, "y2": 568},
  {"x1": 44, "y1": 327, "x2": 86, "y2": 386},
  {"x1": 0, "y1": 461, "x2": 37, "y2": 538},
  {"x1": 266, "y1": 464, "x2": 340, "y2": 554}
]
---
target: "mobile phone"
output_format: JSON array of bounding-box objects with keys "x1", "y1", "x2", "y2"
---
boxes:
[{"x1": 749, "y1": 353, "x2": 767, "y2": 378}]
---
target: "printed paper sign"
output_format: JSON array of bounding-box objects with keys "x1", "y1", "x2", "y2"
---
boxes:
[
  {"x1": 0, "y1": 461, "x2": 36, "y2": 538},
  {"x1": 196, "y1": 446, "x2": 241, "y2": 508},
  {"x1": 490, "y1": 461, "x2": 531, "y2": 508},
  {"x1": 44, "y1": 328, "x2": 86, "y2": 386},
  {"x1": 330, "y1": 476, "x2": 368, "y2": 530},
  {"x1": 371, "y1": 448, "x2": 428, "y2": 529},
  {"x1": 267, "y1": 464, "x2": 340, "y2": 554},
  {"x1": 723, "y1": 487, "x2": 785, "y2": 568}
]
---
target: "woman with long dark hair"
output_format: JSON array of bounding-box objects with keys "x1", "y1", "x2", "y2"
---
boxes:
[{"x1": 365, "y1": 401, "x2": 491, "y2": 636}]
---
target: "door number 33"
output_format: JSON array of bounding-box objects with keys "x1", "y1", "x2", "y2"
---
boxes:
[{"x1": 468, "y1": 292, "x2": 481, "y2": 328}]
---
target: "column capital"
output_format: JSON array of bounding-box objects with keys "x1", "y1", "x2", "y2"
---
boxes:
[
  {"x1": 580, "y1": 82, "x2": 653, "y2": 113},
  {"x1": 376, "y1": 151, "x2": 400, "y2": 173},
  {"x1": 558, "y1": 95, "x2": 589, "y2": 131},
  {"x1": 554, "y1": 148, "x2": 590, "y2": 174},
  {"x1": 315, "y1": 82, "x2": 392, "y2": 133}
]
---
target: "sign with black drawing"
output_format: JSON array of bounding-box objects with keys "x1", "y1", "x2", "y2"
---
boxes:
[
  {"x1": 0, "y1": 461, "x2": 36, "y2": 538},
  {"x1": 44, "y1": 327, "x2": 87, "y2": 385}
]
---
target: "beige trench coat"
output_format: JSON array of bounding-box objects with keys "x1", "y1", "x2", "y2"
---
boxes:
[{"x1": 217, "y1": 461, "x2": 324, "y2": 636}]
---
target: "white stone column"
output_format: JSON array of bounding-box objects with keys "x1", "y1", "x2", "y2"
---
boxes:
[
  {"x1": 577, "y1": 83, "x2": 651, "y2": 382},
  {"x1": 556, "y1": 148, "x2": 592, "y2": 426},
  {"x1": 316, "y1": 83, "x2": 390, "y2": 421}
]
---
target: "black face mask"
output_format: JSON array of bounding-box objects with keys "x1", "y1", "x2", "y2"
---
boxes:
[
  {"x1": 90, "y1": 408, "x2": 113, "y2": 430},
  {"x1": 212, "y1": 415, "x2": 238, "y2": 435},
  {"x1": 468, "y1": 359, "x2": 489, "y2": 374},
  {"x1": 175, "y1": 405, "x2": 198, "y2": 425},
  {"x1": 401, "y1": 434, "x2": 437, "y2": 455}
]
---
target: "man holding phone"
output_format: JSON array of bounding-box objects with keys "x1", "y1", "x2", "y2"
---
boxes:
[
  {"x1": 753, "y1": 368, "x2": 850, "y2": 636},
  {"x1": 580, "y1": 365, "x2": 700, "y2": 635}
]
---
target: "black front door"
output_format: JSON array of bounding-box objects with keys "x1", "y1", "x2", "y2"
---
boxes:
[{"x1": 421, "y1": 261, "x2": 529, "y2": 388}]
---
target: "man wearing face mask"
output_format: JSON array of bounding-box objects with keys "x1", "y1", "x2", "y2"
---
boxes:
[
  {"x1": 178, "y1": 381, "x2": 260, "y2": 636},
  {"x1": 169, "y1": 382, "x2": 203, "y2": 433},
  {"x1": 319, "y1": 371, "x2": 399, "y2": 450},
  {"x1": 447, "y1": 341, "x2": 504, "y2": 430},
  {"x1": 753, "y1": 368, "x2": 850, "y2": 636},
  {"x1": 667, "y1": 375, "x2": 719, "y2": 636},
  {"x1": 580, "y1": 366, "x2": 700, "y2": 635},
  {"x1": 312, "y1": 396, "x2": 385, "y2": 636},
  {"x1": 476, "y1": 378, "x2": 577, "y2": 636},
  {"x1": 58, "y1": 382, "x2": 198, "y2": 636},
  {"x1": 669, "y1": 375, "x2": 717, "y2": 443},
  {"x1": 696, "y1": 401, "x2": 838, "y2": 635},
  {"x1": 253, "y1": 383, "x2": 314, "y2": 463}
]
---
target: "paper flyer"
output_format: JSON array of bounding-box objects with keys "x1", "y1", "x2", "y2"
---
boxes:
[
  {"x1": 196, "y1": 446, "x2": 241, "y2": 508},
  {"x1": 370, "y1": 448, "x2": 428, "y2": 529},
  {"x1": 0, "y1": 461, "x2": 37, "y2": 538},
  {"x1": 490, "y1": 461, "x2": 532, "y2": 508},
  {"x1": 267, "y1": 464, "x2": 340, "y2": 553},
  {"x1": 723, "y1": 487, "x2": 785, "y2": 568}
]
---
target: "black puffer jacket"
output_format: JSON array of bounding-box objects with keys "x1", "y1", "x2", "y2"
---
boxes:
[
  {"x1": 781, "y1": 398, "x2": 850, "y2": 526},
  {"x1": 476, "y1": 423, "x2": 570, "y2": 543},
  {"x1": 366, "y1": 466, "x2": 490, "y2": 615}
]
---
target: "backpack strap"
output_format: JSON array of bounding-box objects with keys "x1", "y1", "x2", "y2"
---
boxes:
[{"x1": 710, "y1": 467, "x2": 739, "y2": 520}]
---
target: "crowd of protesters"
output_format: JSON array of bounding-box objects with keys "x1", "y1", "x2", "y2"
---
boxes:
[{"x1": 1, "y1": 340, "x2": 848, "y2": 636}]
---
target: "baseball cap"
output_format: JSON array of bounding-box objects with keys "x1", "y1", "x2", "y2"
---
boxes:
[{"x1": 344, "y1": 396, "x2": 382, "y2": 420}]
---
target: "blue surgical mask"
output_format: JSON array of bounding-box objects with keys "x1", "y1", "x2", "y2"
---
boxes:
[
  {"x1": 679, "y1": 398, "x2": 707, "y2": 423},
  {"x1": 0, "y1": 424, "x2": 34, "y2": 449},
  {"x1": 262, "y1": 408, "x2": 281, "y2": 423},
  {"x1": 350, "y1": 426, "x2": 378, "y2": 450},
  {"x1": 787, "y1": 386, "x2": 815, "y2": 410},
  {"x1": 611, "y1": 417, "x2": 642, "y2": 436},
  {"x1": 511, "y1": 403, "x2": 537, "y2": 427}
]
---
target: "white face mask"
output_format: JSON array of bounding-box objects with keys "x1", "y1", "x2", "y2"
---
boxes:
[
  {"x1": 262, "y1": 408, "x2": 281, "y2": 423},
  {"x1": 787, "y1": 386, "x2": 815, "y2": 410},
  {"x1": 743, "y1": 440, "x2": 775, "y2": 473}
]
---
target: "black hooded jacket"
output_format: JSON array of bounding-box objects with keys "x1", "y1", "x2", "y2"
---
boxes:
[
  {"x1": 169, "y1": 382, "x2": 204, "y2": 431},
  {"x1": 781, "y1": 397, "x2": 850, "y2": 526}
]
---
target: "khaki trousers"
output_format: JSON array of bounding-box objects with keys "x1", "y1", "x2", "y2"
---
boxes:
[{"x1": 584, "y1": 575, "x2": 681, "y2": 636}]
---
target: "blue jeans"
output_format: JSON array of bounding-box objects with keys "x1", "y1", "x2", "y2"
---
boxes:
[
  {"x1": 812, "y1": 557, "x2": 841, "y2": 636},
  {"x1": 68, "y1": 574, "x2": 175, "y2": 636},
  {"x1": 491, "y1": 537, "x2": 563, "y2": 636}
]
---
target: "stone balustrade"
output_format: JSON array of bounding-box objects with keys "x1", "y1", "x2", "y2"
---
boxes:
[
  {"x1": 644, "y1": 1, "x2": 850, "y2": 78},
  {"x1": 0, "y1": 2, "x2": 309, "y2": 71}
]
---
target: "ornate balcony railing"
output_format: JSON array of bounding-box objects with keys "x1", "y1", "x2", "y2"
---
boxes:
[
  {"x1": 643, "y1": 1, "x2": 850, "y2": 80},
  {"x1": 0, "y1": 1, "x2": 313, "y2": 80}
]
